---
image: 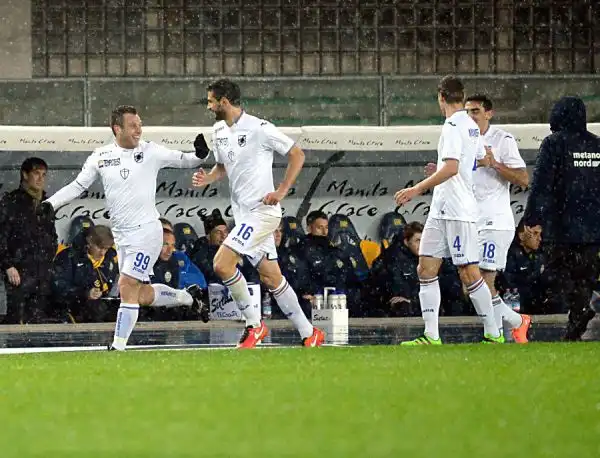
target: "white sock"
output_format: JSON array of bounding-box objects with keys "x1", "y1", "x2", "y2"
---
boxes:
[
  {"x1": 224, "y1": 269, "x2": 261, "y2": 327},
  {"x1": 492, "y1": 294, "x2": 523, "y2": 330},
  {"x1": 492, "y1": 295, "x2": 505, "y2": 336},
  {"x1": 149, "y1": 284, "x2": 193, "y2": 307},
  {"x1": 111, "y1": 303, "x2": 139, "y2": 350},
  {"x1": 270, "y1": 277, "x2": 313, "y2": 339},
  {"x1": 419, "y1": 277, "x2": 441, "y2": 340},
  {"x1": 468, "y1": 278, "x2": 500, "y2": 338}
]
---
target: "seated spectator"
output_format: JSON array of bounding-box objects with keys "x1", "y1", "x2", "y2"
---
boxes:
[
  {"x1": 189, "y1": 209, "x2": 259, "y2": 285},
  {"x1": 144, "y1": 227, "x2": 206, "y2": 321},
  {"x1": 272, "y1": 222, "x2": 312, "y2": 318},
  {"x1": 303, "y1": 211, "x2": 356, "y2": 313},
  {"x1": 368, "y1": 221, "x2": 467, "y2": 317},
  {"x1": 497, "y1": 221, "x2": 556, "y2": 314},
  {"x1": 159, "y1": 218, "x2": 207, "y2": 290},
  {"x1": 52, "y1": 225, "x2": 118, "y2": 323}
]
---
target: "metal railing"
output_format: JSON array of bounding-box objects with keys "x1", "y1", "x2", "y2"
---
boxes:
[{"x1": 31, "y1": 0, "x2": 599, "y2": 77}]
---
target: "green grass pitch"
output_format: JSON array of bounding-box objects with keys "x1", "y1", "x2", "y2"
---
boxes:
[{"x1": 1, "y1": 343, "x2": 599, "y2": 458}]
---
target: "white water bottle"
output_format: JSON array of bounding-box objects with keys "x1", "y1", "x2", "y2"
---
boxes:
[{"x1": 262, "y1": 293, "x2": 272, "y2": 319}]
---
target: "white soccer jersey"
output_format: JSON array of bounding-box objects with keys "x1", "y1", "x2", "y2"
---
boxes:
[
  {"x1": 474, "y1": 126, "x2": 526, "y2": 230},
  {"x1": 47, "y1": 140, "x2": 204, "y2": 231},
  {"x1": 211, "y1": 112, "x2": 295, "y2": 222},
  {"x1": 428, "y1": 110, "x2": 483, "y2": 222}
]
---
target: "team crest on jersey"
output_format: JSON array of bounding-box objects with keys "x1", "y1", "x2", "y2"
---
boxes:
[
  {"x1": 120, "y1": 168, "x2": 130, "y2": 180},
  {"x1": 227, "y1": 150, "x2": 236, "y2": 161},
  {"x1": 238, "y1": 135, "x2": 247, "y2": 147},
  {"x1": 134, "y1": 151, "x2": 144, "y2": 163}
]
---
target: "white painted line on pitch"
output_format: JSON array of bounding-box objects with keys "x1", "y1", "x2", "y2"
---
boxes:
[{"x1": 0, "y1": 343, "x2": 355, "y2": 355}]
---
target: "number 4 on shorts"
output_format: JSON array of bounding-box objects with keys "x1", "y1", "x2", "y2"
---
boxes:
[{"x1": 453, "y1": 235, "x2": 461, "y2": 251}]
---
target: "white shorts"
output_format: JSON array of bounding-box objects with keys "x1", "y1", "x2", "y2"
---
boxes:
[
  {"x1": 224, "y1": 212, "x2": 280, "y2": 267},
  {"x1": 419, "y1": 217, "x2": 479, "y2": 266},
  {"x1": 477, "y1": 228, "x2": 515, "y2": 271},
  {"x1": 113, "y1": 219, "x2": 163, "y2": 282}
]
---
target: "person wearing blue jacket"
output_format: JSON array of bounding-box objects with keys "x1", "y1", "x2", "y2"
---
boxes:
[
  {"x1": 523, "y1": 96, "x2": 600, "y2": 340},
  {"x1": 52, "y1": 225, "x2": 119, "y2": 323}
]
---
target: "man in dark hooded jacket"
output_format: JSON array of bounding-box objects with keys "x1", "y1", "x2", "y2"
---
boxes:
[{"x1": 523, "y1": 96, "x2": 600, "y2": 340}]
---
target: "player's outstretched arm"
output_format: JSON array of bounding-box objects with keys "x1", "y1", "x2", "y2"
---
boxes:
[
  {"x1": 263, "y1": 145, "x2": 305, "y2": 205},
  {"x1": 192, "y1": 163, "x2": 226, "y2": 187},
  {"x1": 394, "y1": 159, "x2": 458, "y2": 205},
  {"x1": 155, "y1": 134, "x2": 212, "y2": 169},
  {"x1": 46, "y1": 156, "x2": 99, "y2": 209}
]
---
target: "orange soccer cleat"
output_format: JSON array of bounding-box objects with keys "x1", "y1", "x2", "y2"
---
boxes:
[
  {"x1": 511, "y1": 314, "x2": 532, "y2": 343},
  {"x1": 302, "y1": 327, "x2": 325, "y2": 347},
  {"x1": 237, "y1": 321, "x2": 269, "y2": 349}
]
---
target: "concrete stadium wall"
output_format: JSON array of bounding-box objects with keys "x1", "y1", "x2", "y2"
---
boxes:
[{"x1": 0, "y1": 76, "x2": 600, "y2": 127}]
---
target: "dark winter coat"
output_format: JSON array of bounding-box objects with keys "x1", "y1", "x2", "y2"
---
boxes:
[{"x1": 523, "y1": 96, "x2": 600, "y2": 244}]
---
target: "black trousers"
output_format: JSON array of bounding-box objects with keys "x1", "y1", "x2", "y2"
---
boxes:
[
  {"x1": 545, "y1": 244, "x2": 600, "y2": 340},
  {"x1": 3, "y1": 283, "x2": 50, "y2": 324}
]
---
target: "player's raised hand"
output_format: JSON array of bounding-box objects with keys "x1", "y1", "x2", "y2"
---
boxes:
[
  {"x1": 394, "y1": 186, "x2": 419, "y2": 206},
  {"x1": 262, "y1": 190, "x2": 285, "y2": 206},
  {"x1": 192, "y1": 168, "x2": 208, "y2": 187},
  {"x1": 424, "y1": 162, "x2": 437, "y2": 177}
]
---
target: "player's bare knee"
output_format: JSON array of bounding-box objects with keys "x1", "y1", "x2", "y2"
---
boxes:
[
  {"x1": 258, "y1": 260, "x2": 283, "y2": 290},
  {"x1": 137, "y1": 284, "x2": 155, "y2": 306},
  {"x1": 458, "y1": 264, "x2": 481, "y2": 286},
  {"x1": 417, "y1": 257, "x2": 442, "y2": 280},
  {"x1": 213, "y1": 247, "x2": 238, "y2": 280},
  {"x1": 480, "y1": 269, "x2": 497, "y2": 293},
  {"x1": 119, "y1": 274, "x2": 141, "y2": 303}
]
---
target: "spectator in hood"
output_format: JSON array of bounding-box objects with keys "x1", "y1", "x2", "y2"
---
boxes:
[{"x1": 523, "y1": 96, "x2": 600, "y2": 340}]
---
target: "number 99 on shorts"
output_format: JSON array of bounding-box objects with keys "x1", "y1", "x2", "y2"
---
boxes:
[{"x1": 132, "y1": 252, "x2": 151, "y2": 274}]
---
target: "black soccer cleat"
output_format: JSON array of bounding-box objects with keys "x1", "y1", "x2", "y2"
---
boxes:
[{"x1": 186, "y1": 284, "x2": 210, "y2": 323}]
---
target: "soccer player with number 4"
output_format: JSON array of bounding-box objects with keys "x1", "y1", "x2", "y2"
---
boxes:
[
  {"x1": 394, "y1": 76, "x2": 503, "y2": 344},
  {"x1": 192, "y1": 79, "x2": 324, "y2": 348},
  {"x1": 45, "y1": 105, "x2": 211, "y2": 351}
]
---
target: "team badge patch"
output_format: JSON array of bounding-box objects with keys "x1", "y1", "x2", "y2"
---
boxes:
[
  {"x1": 134, "y1": 151, "x2": 144, "y2": 163},
  {"x1": 120, "y1": 168, "x2": 130, "y2": 180},
  {"x1": 238, "y1": 135, "x2": 247, "y2": 147}
]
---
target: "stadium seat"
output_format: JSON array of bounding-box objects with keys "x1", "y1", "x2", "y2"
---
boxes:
[
  {"x1": 57, "y1": 215, "x2": 94, "y2": 254},
  {"x1": 378, "y1": 212, "x2": 407, "y2": 249},
  {"x1": 327, "y1": 214, "x2": 369, "y2": 281},
  {"x1": 280, "y1": 215, "x2": 305, "y2": 248},
  {"x1": 173, "y1": 222, "x2": 199, "y2": 252}
]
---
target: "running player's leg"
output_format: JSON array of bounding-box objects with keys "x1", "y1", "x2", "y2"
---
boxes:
[
  {"x1": 451, "y1": 221, "x2": 501, "y2": 341},
  {"x1": 254, "y1": 238, "x2": 323, "y2": 346},
  {"x1": 402, "y1": 218, "x2": 445, "y2": 345},
  {"x1": 479, "y1": 229, "x2": 528, "y2": 340},
  {"x1": 214, "y1": 215, "x2": 266, "y2": 330}
]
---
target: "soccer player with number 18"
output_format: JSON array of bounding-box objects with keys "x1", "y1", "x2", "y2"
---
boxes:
[{"x1": 394, "y1": 76, "x2": 502, "y2": 344}]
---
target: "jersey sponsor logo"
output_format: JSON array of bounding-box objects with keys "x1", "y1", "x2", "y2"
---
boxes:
[
  {"x1": 448, "y1": 122, "x2": 456, "y2": 126},
  {"x1": 216, "y1": 138, "x2": 229, "y2": 148},
  {"x1": 98, "y1": 158, "x2": 121, "y2": 168},
  {"x1": 238, "y1": 134, "x2": 247, "y2": 147},
  {"x1": 120, "y1": 168, "x2": 130, "y2": 180},
  {"x1": 134, "y1": 151, "x2": 144, "y2": 163},
  {"x1": 468, "y1": 128, "x2": 480, "y2": 137},
  {"x1": 215, "y1": 125, "x2": 225, "y2": 133}
]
